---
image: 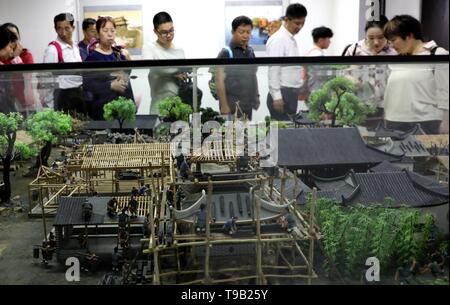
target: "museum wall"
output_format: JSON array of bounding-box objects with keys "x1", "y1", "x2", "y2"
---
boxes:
[
  {"x1": 0, "y1": 0, "x2": 366, "y2": 62},
  {"x1": 385, "y1": 0, "x2": 422, "y2": 20},
  {"x1": 0, "y1": 0, "x2": 427, "y2": 61}
]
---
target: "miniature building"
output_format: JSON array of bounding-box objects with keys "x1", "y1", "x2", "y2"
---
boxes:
[
  {"x1": 84, "y1": 115, "x2": 160, "y2": 136},
  {"x1": 53, "y1": 196, "x2": 149, "y2": 263},
  {"x1": 371, "y1": 123, "x2": 426, "y2": 140},
  {"x1": 276, "y1": 127, "x2": 403, "y2": 183},
  {"x1": 372, "y1": 135, "x2": 430, "y2": 158},
  {"x1": 309, "y1": 169, "x2": 449, "y2": 233},
  {"x1": 293, "y1": 111, "x2": 317, "y2": 128}
]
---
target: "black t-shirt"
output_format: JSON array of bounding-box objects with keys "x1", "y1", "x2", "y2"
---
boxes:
[
  {"x1": 129, "y1": 199, "x2": 138, "y2": 209},
  {"x1": 217, "y1": 41, "x2": 259, "y2": 104},
  {"x1": 118, "y1": 213, "x2": 129, "y2": 226}
]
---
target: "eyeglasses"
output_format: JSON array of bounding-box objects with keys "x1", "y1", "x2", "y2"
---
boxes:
[{"x1": 157, "y1": 28, "x2": 175, "y2": 37}]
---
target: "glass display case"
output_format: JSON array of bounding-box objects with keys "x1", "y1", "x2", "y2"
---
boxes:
[{"x1": 1, "y1": 56, "x2": 448, "y2": 131}]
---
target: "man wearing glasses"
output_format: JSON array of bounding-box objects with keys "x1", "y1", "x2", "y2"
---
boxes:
[{"x1": 143, "y1": 12, "x2": 186, "y2": 114}]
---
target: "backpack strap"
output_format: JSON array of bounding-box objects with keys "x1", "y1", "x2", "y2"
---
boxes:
[
  {"x1": 48, "y1": 41, "x2": 64, "y2": 63},
  {"x1": 224, "y1": 46, "x2": 233, "y2": 58},
  {"x1": 430, "y1": 46, "x2": 439, "y2": 56},
  {"x1": 353, "y1": 43, "x2": 358, "y2": 56},
  {"x1": 342, "y1": 43, "x2": 358, "y2": 56}
]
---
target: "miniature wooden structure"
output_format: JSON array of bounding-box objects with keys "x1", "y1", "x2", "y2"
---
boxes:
[
  {"x1": 52, "y1": 196, "x2": 153, "y2": 263},
  {"x1": 39, "y1": 130, "x2": 320, "y2": 285},
  {"x1": 142, "y1": 170, "x2": 319, "y2": 285},
  {"x1": 29, "y1": 143, "x2": 174, "y2": 217}
]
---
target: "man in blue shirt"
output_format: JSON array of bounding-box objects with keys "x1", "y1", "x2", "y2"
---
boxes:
[
  {"x1": 281, "y1": 208, "x2": 297, "y2": 233},
  {"x1": 78, "y1": 18, "x2": 97, "y2": 61},
  {"x1": 179, "y1": 157, "x2": 191, "y2": 181},
  {"x1": 194, "y1": 203, "x2": 207, "y2": 233},
  {"x1": 223, "y1": 216, "x2": 238, "y2": 235}
]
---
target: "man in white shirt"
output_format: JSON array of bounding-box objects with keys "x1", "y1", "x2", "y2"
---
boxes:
[
  {"x1": 42, "y1": 13, "x2": 84, "y2": 115},
  {"x1": 143, "y1": 12, "x2": 186, "y2": 115},
  {"x1": 266, "y1": 3, "x2": 307, "y2": 121}
]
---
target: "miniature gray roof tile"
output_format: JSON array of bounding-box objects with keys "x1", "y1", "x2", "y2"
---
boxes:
[
  {"x1": 54, "y1": 197, "x2": 109, "y2": 226},
  {"x1": 84, "y1": 115, "x2": 159, "y2": 130},
  {"x1": 372, "y1": 123, "x2": 426, "y2": 140},
  {"x1": 370, "y1": 161, "x2": 403, "y2": 173},
  {"x1": 314, "y1": 171, "x2": 449, "y2": 207},
  {"x1": 273, "y1": 175, "x2": 311, "y2": 202},
  {"x1": 372, "y1": 136, "x2": 430, "y2": 158},
  {"x1": 276, "y1": 127, "x2": 402, "y2": 168}
]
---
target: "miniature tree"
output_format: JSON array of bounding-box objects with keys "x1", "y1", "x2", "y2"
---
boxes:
[
  {"x1": 14, "y1": 142, "x2": 37, "y2": 161},
  {"x1": 200, "y1": 107, "x2": 225, "y2": 125},
  {"x1": 308, "y1": 76, "x2": 376, "y2": 127},
  {"x1": 26, "y1": 108, "x2": 72, "y2": 170},
  {"x1": 158, "y1": 96, "x2": 193, "y2": 122},
  {"x1": 103, "y1": 97, "x2": 137, "y2": 131},
  {"x1": 0, "y1": 113, "x2": 36, "y2": 203}
]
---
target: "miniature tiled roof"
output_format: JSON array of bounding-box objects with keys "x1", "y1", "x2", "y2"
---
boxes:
[
  {"x1": 272, "y1": 175, "x2": 311, "y2": 204},
  {"x1": 372, "y1": 136, "x2": 430, "y2": 158},
  {"x1": 54, "y1": 197, "x2": 107, "y2": 226},
  {"x1": 369, "y1": 161, "x2": 403, "y2": 173},
  {"x1": 276, "y1": 127, "x2": 402, "y2": 168},
  {"x1": 312, "y1": 170, "x2": 449, "y2": 207},
  {"x1": 173, "y1": 189, "x2": 293, "y2": 224},
  {"x1": 84, "y1": 115, "x2": 159, "y2": 130},
  {"x1": 293, "y1": 111, "x2": 316, "y2": 125},
  {"x1": 371, "y1": 123, "x2": 426, "y2": 140}
]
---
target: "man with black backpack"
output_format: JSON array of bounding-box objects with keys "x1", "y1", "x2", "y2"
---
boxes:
[
  {"x1": 213, "y1": 16, "x2": 260, "y2": 120},
  {"x1": 42, "y1": 13, "x2": 84, "y2": 115}
]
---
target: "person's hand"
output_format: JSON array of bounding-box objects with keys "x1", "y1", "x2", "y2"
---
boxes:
[
  {"x1": 121, "y1": 48, "x2": 131, "y2": 60},
  {"x1": 175, "y1": 73, "x2": 189, "y2": 81},
  {"x1": 13, "y1": 40, "x2": 23, "y2": 57},
  {"x1": 111, "y1": 78, "x2": 127, "y2": 93},
  {"x1": 273, "y1": 99, "x2": 284, "y2": 113}
]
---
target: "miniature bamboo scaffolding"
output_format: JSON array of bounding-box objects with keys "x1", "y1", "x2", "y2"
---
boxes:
[
  {"x1": 143, "y1": 174, "x2": 319, "y2": 285},
  {"x1": 29, "y1": 143, "x2": 174, "y2": 217}
]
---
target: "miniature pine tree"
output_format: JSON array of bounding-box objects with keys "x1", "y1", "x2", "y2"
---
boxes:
[
  {"x1": 158, "y1": 96, "x2": 193, "y2": 122},
  {"x1": 26, "y1": 108, "x2": 72, "y2": 170},
  {"x1": 308, "y1": 76, "x2": 376, "y2": 127}
]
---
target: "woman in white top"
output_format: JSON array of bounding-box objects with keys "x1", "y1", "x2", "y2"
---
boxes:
[
  {"x1": 143, "y1": 12, "x2": 186, "y2": 114},
  {"x1": 343, "y1": 16, "x2": 397, "y2": 128},
  {"x1": 384, "y1": 15, "x2": 449, "y2": 134},
  {"x1": 344, "y1": 16, "x2": 397, "y2": 57}
]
